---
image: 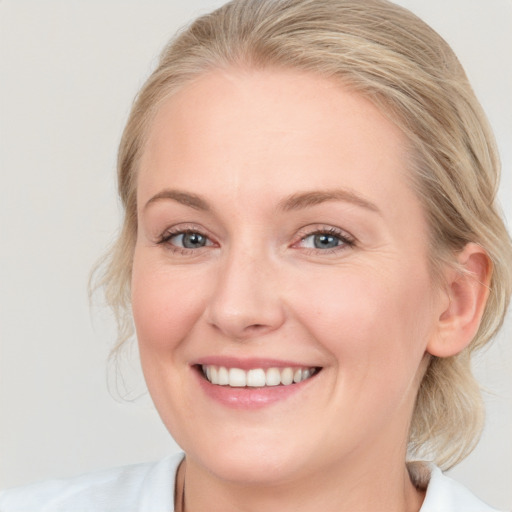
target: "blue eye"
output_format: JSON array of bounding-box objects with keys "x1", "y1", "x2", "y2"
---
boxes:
[
  {"x1": 157, "y1": 229, "x2": 212, "y2": 251},
  {"x1": 171, "y1": 232, "x2": 208, "y2": 249},
  {"x1": 298, "y1": 228, "x2": 354, "y2": 251},
  {"x1": 309, "y1": 233, "x2": 341, "y2": 249}
]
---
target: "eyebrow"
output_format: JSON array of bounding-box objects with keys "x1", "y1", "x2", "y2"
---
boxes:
[
  {"x1": 144, "y1": 188, "x2": 380, "y2": 215},
  {"x1": 278, "y1": 189, "x2": 381, "y2": 214},
  {"x1": 144, "y1": 189, "x2": 211, "y2": 212}
]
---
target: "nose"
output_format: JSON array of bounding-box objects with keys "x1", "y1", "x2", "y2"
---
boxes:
[{"x1": 205, "y1": 247, "x2": 286, "y2": 340}]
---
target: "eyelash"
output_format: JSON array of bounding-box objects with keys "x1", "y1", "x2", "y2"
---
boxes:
[
  {"x1": 156, "y1": 225, "x2": 356, "y2": 255},
  {"x1": 156, "y1": 226, "x2": 213, "y2": 255},
  {"x1": 294, "y1": 226, "x2": 356, "y2": 254}
]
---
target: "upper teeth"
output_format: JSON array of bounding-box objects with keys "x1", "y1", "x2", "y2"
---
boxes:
[{"x1": 201, "y1": 365, "x2": 317, "y2": 387}]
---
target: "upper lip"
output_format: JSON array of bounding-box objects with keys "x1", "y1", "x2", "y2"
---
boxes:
[{"x1": 192, "y1": 356, "x2": 321, "y2": 370}]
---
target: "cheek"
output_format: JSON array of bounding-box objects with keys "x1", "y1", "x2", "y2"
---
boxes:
[
  {"x1": 131, "y1": 254, "x2": 207, "y2": 354},
  {"x1": 130, "y1": 253, "x2": 206, "y2": 432},
  {"x1": 291, "y1": 265, "x2": 434, "y2": 375}
]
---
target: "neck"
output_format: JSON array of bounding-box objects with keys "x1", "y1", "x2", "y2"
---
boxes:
[{"x1": 177, "y1": 449, "x2": 425, "y2": 512}]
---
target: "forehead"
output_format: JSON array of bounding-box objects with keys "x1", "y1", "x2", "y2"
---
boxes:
[{"x1": 138, "y1": 67, "x2": 416, "y2": 220}]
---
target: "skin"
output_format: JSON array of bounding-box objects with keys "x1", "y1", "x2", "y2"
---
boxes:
[{"x1": 131, "y1": 68, "x2": 488, "y2": 512}]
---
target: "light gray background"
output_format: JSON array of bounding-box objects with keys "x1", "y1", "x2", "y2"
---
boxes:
[{"x1": 1, "y1": 1, "x2": 511, "y2": 509}]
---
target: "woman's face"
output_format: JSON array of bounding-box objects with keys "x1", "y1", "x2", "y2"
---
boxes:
[{"x1": 132, "y1": 68, "x2": 443, "y2": 484}]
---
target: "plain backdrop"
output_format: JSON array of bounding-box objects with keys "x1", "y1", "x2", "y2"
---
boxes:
[{"x1": 1, "y1": 0, "x2": 511, "y2": 509}]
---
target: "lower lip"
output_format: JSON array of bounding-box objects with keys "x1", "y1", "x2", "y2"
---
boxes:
[{"x1": 195, "y1": 369, "x2": 318, "y2": 409}]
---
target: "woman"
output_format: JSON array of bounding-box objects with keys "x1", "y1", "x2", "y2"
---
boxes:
[{"x1": 1, "y1": 0, "x2": 510, "y2": 510}]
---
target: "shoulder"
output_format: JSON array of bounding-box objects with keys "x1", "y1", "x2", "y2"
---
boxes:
[
  {"x1": 418, "y1": 463, "x2": 505, "y2": 512},
  {"x1": 0, "y1": 452, "x2": 183, "y2": 512}
]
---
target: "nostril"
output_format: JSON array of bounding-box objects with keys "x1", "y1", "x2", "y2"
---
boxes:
[
  {"x1": 206, "y1": 292, "x2": 286, "y2": 339},
  {"x1": 243, "y1": 324, "x2": 271, "y2": 335},
  {"x1": 248, "y1": 324, "x2": 264, "y2": 330}
]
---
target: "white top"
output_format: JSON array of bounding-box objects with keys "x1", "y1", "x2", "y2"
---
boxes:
[{"x1": 0, "y1": 453, "x2": 504, "y2": 511}]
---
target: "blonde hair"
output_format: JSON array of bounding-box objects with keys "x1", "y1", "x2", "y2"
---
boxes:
[{"x1": 96, "y1": 0, "x2": 512, "y2": 469}]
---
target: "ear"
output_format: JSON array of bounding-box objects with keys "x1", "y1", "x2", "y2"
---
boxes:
[{"x1": 427, "y1": 243, "x2": 492, "y2": 358}]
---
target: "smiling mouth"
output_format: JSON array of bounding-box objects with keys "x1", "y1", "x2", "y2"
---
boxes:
[{"x1": 199, "y1": 365, "x2": 320, "y2": 388}]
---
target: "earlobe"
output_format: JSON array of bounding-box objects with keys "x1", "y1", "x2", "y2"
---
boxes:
[{"x1": 427, "y1": 243, "x2": 492, "y2": 358}]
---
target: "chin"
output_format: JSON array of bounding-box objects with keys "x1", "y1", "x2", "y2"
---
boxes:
[
  {"x1": 194, "y1": 448, "x2": 302, "y2": 485},
  {"x1": 179, "y1": 427, "x2": 318, "y2": 485}
]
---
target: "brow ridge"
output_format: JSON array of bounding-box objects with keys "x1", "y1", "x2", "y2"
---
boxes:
[
  {"x1": 144, "y1": 187, "x2": 380, "y2": 215},
  {"x1": 144, "y1": 189, "x2": 210, "y2": 211},
  {"x1": 278, "y1": 189, "x2": 380, "y2": 213}
]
